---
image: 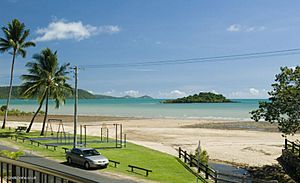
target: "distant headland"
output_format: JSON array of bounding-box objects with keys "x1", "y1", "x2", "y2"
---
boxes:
[
  {"x1": 162, "y1": 92, "x2": 233, "y2": 103},
  {"x1": 0, "y1": 86, "x2": 153, "y2": 100}
]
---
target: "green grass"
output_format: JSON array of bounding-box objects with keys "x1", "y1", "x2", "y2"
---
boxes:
[{"x1": 0, "y1": 128, "x2": 201, "y2": 183}]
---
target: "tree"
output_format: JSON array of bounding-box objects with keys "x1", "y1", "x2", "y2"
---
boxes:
[
  {"x1": 21, "y1": 48, "x2": 72, "y2": 135},
  {"x1": 0, "y1": 19, "x2": 35, "y2": 129},
  {"x1": 251, "y1": 66, "x2": 300, "y2": 135}
]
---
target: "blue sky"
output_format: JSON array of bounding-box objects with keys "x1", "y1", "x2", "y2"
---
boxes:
[{"x1": 0, "y1": 0, "x2": 300, "y2": 99}]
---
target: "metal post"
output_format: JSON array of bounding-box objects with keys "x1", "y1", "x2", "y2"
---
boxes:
[
  {"x1": 115, "y1": 124, "x2": 118, "y2": 148},
  {"x1": 84, "y1": 125, "x2": 87, "y2": 147},
  {"x1": 73, "y1": 66, "x2": 78, "y2": 148},
  {"x1": 107, "y1": 128, "x2": 109, "y2": 143},
  {"x1": 124, "y1": 134, "x2": 126, "y2": 147},
  {"x1": 120, "y1": 124, "x2": 122, "y2": 147},
  {"x1": 80, "y1": 125, "x2": 82, "y2": 144},
  {"x1": 101, "y1": 128, "x2": 103, "y2": 142}
]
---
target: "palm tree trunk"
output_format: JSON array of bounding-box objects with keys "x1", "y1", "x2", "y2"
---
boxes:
[
  {"x1": 26, "y1": 94, "x2": 46, "y2": 133},
  {"x1": 2, "y1": 50, "x2": 16, "y2": 129},
  {"x1": 40, "y1": 89, "x2": 49, "y2": 136}
]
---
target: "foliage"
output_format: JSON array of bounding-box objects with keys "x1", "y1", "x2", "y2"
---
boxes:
[
  {"x1": 20, "y1": 48, "x2": 72, "y2": 135},
  {"x1": 0, "y1": 19, "x2": 36, "y2": 129},
  {"x1": 251, "y1": 66, "x2": 300, "y2": 135},
  {"x1": 0, "y1": 150, "x2": 24, "y2": 160},
  {"x1": 163, "y1": 92, "x2": 232, "y2": 103},
  {"x1": 194, "y1": 147, "x2": 209, "y2": 165},
  {"x1": 0, "y1": 105, "x2": 43, "y2": 116},
  {"x1": 0, "y1": 19, "x2": 35, "y2": 56}
]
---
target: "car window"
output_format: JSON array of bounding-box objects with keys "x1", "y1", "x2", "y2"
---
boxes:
[
  {"x1": 71, "y1": 149, "x2": 81, "y2": 155},
  {"x1": 82, "y1": 149, "x2": 100, "y2": 156}
]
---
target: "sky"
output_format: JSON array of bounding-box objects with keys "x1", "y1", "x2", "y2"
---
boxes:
[{"x1": 0, "y1": 0, "x2": 300, "y2": 99}]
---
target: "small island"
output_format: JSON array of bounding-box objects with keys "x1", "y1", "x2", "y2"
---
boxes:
[{"x1": 162, "y1": 92, "x2": 233, "y2": 103}]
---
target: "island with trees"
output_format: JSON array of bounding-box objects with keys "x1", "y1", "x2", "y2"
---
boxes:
[{"x1": 162, "y1": 92, "x2": 233, "y2": 103}]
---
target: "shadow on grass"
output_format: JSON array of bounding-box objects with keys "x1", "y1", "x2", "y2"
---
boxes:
[{"x1": 126, "y1": 170, "x2": 148, "y2": 177}]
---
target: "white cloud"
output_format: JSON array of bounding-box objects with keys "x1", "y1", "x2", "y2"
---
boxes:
[
  {"x1": 227, "y1": 24, "x2": 241, "y2": 32},
  {"x1": 160, "y1": 90, "x2": 187, "y2": 99},
  {"x1": 124, "y1": 90, "x2": 140, "y2": 97},
  {"x1": 249, "y1": 88, "x2": 259, "y2": 96},
  {"x1": 227, "y1": 24, "x2": 266, "y2": 33},
  {"x1": 229, "y1": 88, "x2": 269, "y2": 99},
  {"x1": 34, "y1": 20, "x2": 120, "y2": 42}
]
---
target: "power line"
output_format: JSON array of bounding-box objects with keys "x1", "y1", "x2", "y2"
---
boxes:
[{"x1": 80, "y1": 48, "x2": 300, "y2": 69}]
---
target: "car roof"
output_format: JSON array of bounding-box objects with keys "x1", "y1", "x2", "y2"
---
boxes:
[{"x1": 73, "y1": 148, "x2": 95, "y2": 151}]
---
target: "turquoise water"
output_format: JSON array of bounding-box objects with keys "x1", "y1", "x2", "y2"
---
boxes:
[{"x1": 0, "y1": 99, "x2": 266, "y2": 120}]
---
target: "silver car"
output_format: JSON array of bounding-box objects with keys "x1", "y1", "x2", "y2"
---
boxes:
[{"x1": 66, "y1": 148, "x2": 109, "y2": 169}]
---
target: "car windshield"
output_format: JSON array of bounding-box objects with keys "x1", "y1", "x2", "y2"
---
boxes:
[{"x1": 82, "y1": 149, "x2": 100, "y2": 156}]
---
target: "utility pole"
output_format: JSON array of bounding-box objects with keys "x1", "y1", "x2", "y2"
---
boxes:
[{"x1": 73, "y1": 66, "x2": 78, "y2": 148}]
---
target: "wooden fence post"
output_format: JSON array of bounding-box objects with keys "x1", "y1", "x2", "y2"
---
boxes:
[
  {"x1": 184, "y1": 151, "x2": 187, "y2": 163},
  {"x1": 189, "y1": 154, "x2": 193, "y2": 167},
  {"x1": 205, "y1": 164, "x2": 209, "y2": 179},
  {"x1": 179, "y1": 147, "x2": 181, "y2": 158},
  {"x1": 285, "y1": 138, "x2": 288, "y2": 149},
  {"x1": 292, "y1": 142, "x2": 295, "y2": 153},
  {"x1": 214, "y1": 171, "x2": 218, "y2": 183}
]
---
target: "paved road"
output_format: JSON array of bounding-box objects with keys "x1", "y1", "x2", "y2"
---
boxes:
[{"x1": 0, "y1": 145, "x2": 137, "y2": 183}]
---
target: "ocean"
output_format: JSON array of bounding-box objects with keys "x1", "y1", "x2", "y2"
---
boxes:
[{"x1": 0, "y1": 99, "x2": 267, "y2": 120}]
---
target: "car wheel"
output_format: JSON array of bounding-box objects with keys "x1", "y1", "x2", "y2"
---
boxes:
[
  {"x1": 67, "y1": 157, "x2": 72, "y2": 164},
  {"x1": 84, "y1": 162, "x2": 90, "y2": 169}
]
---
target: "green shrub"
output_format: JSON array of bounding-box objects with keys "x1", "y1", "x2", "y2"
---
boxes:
[
  {"x1": 194, "y1": 147, "x2": 209, "y2": 165},
  {"x1": 0, "y1": 150, "x2": 24, "y2": 160}
]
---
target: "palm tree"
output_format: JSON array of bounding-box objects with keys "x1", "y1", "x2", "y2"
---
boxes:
[
  {"x1": 21, "y1": 48, "x2": 72, "y2": 135},
  {"x1": 0, "y1": 19, "x2": 35, "y2": 129}
]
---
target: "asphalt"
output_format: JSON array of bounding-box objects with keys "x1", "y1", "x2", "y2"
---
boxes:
[{"x1": 0, "y1": 144, "x2": 137, "y2": 183}]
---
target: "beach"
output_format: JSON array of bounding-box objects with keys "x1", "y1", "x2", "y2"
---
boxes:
[{"x1": 4, "y1": 115, "x2": 300, "y2": 167}]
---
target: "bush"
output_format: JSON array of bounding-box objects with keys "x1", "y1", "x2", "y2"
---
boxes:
[
  {"x1": 0, "y1": 150, "x2": 24, "y2": 160},
  {"x1": 194, "y1": 147, "x2": 209, "y2": 165}
]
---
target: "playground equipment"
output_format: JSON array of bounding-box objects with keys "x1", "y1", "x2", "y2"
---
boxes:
[
  {"x1": 44, "y1": 119, "x2": 70, "y2": 144},
  {"x1": 79, "y1": 123, "x2": 126, "y2": 148}
]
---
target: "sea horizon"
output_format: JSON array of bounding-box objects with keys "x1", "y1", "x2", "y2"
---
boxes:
[{"x1": 0, "y1": 98, "x2": 267, "y2": 121}]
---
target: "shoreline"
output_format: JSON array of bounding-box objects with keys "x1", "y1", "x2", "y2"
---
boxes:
[{"x1": 2, "y1": 115, "x2": 299, "y2": 167}]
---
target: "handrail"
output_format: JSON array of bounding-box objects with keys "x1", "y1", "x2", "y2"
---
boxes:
[{"x1": 0, "y1": 156, "x2": 98, "y2": 183}]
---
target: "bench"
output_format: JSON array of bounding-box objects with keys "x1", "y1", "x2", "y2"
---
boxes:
[
  {"x1": 128, "y1": 165, "x2": 152, "y2": 176},
  {"x1": 17, "y1": 136, "x2": 27, "y2": 143},
  {"x1": 44, "y1": 144, "x2": 57, "y2": 151},
  {"x1": 62, "y1": 147, "x2": 69, "y2": 153},
  {"x1": 30, "y1": 140, "x2": 41, "y2": 146},
  {"x1": 109, "y1": 159, "x2": 120, "y2": 167},
  {"x1": 15, "y1": 126, "x2": 27, "y2": 133}
]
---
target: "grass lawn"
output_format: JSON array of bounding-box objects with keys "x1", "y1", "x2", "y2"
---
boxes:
[{"x1": 0, "y1": 128, "x2": 201, "y2": 183}]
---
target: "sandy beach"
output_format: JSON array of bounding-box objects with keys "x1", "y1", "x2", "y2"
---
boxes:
[{"x1": 4, "y1": 115, "x2": 300, "y2": 167}]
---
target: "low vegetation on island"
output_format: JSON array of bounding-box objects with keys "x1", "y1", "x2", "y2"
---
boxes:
[{"x1": 163, "y1": 92, "x2": 232, "y2": 103}]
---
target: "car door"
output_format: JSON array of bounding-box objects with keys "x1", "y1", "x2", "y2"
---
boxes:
[
  {"x1": 71, "y1": 149, "x2": 81, "y2": 164},
  {"x1": 77, "y1": 149, "x2": 86, "y2": 165}
]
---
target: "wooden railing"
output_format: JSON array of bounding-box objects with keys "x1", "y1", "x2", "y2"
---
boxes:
[
  {"x1": 178, "y1": 147, "x2": 279, "y2": 183},
  {"x1": 178, "y1": 147, "x2": 217, "y2": 182},
  {"x1": 0, "y1": 156, "x2": 97, "y2": 183},
  {"x1": 284, "y1": 139, "x2": 300, "y2": 158}
]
